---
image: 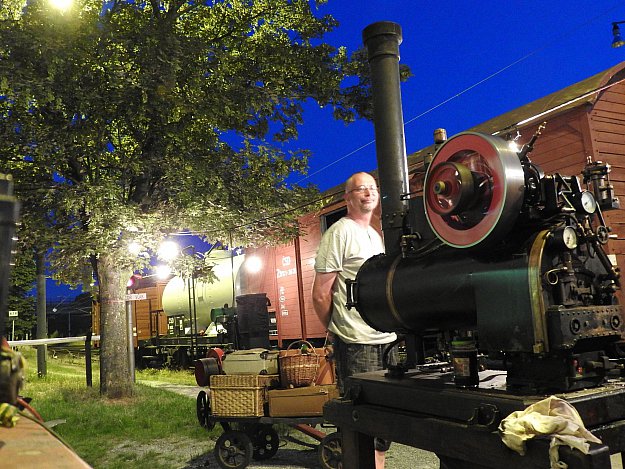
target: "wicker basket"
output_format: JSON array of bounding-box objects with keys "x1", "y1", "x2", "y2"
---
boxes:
[
  {"x1": 209, "y1": 374, "x2": 278, "y2": 417},
  {"x1": 279, "y1": 340, "x2": 320, "y2": 388},
  {"x1": 210, "y1": 374, "x2": 278, "y2": 388}
]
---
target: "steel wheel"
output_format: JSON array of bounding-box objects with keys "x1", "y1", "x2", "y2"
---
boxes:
[
  {"x1": 196, "y1": 391, "x2": 214, "y2": 430},
  {"x1": 196, "y1": 391, "x2": 207, "y2": 427},
  {"x1": 318, "y1": 432, "x2": 342, "y2": 469},
  {"x1": 252, "y1": 424, "x2": 280, "y2": 460},
  {"x1": 423, "y1": 132, "x2": 525, "y2": 248},
  {"x1": 214, "y1": 430, "x2": 253, "y2": 469}
]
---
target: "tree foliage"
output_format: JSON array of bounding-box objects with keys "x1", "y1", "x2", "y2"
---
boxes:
[
  {"x1": 0, "y1": 0, "x2": 410, "y2": 396},
  {"x1": 4, "y1": 248, "x2": 36, "y2": 340}
]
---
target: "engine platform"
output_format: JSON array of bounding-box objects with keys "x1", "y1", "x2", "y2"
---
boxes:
[{"x1": 324, "y1": 369, "x2": 625, "y2": 469}]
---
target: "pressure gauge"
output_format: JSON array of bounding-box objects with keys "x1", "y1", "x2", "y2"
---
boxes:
[
  {"x1": 562, "y1": 226, "x2": 578, "y2": 249},
  {"x1": 578, "y1": 190, "x2": 597, "y2": 214},
  {"x1": 553, "y1": 226, "x2": 578, "y2": 250}
]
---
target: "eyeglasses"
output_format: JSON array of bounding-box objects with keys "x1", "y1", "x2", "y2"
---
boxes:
[{"x1": 348, "y1": 185, "x2": 378, "y2": 194}]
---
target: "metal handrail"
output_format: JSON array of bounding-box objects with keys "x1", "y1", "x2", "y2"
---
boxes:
[
  {"x1": 8, "y1": 335, "x2": 100, "y2": 347},
  {"x1": 8, "y1": 334, "x2": 101, "y2": 387}
]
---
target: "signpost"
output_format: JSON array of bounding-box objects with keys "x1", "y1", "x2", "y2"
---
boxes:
[
  {"x1": 125, "y1": 293, "x2": 147, "y2": 301},
  {"x1": 8, "y1": 310, "x2": 17, "y2": 340}
]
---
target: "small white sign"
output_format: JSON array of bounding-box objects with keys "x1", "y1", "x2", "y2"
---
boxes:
[
  {"x1": 8, "y1": 310, "x2": 18, "y2": 317},
  {"x1": 125, "y1": 293, "x2": 147, "y2": 301}
]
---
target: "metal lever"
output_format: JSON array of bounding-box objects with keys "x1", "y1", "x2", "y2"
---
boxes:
[{"x1": 345, "y1": 278, "x2": 358, "y2": 310}]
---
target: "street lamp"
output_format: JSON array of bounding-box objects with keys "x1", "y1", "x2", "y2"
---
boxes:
[
  {"x1": 49, "y1": 0, "x2": 73, "y2": 11},
  {"x1": 245, "y1": 256, "x2": 263, "y2": 273},
  {"x1": 612, "y1": 22, "x2": 625, "y2": 48},
  {"x1": 157, "y1": 240, "x2": 180, "y2": 261},
  {"x1": 155, "y1": 264, "x2": 172, "y2": 279}
]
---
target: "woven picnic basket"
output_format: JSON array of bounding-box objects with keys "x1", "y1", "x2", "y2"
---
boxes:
[{"x1": 279, "y1": 340, "x2": 320, "y2": 388}]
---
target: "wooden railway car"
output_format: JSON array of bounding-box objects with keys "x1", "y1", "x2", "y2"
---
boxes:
[{"x1": 94, "y1": 60, "x2": 625, "y2": 359}]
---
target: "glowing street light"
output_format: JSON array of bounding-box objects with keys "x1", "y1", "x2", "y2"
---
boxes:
[
  {"x1": 245, "y1": 256, "x2": 263, "y2": 273},
  {"x1": 50, "y1": 0, "x2": 73, "y2": 11},
  {"x1": 155, "y1": 264, "x2": 172, "y2": 279},
  {"x1": 157, "y1": 240, "x2": 180, "y2": 261}
]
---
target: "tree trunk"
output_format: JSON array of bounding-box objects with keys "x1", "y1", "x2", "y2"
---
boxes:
[
  {"x1": 98, "y1": 252, "x2": 133, "y2": 398},
  {"x1": 35, "y1": 251, "x2": 47, "y2": 378}
]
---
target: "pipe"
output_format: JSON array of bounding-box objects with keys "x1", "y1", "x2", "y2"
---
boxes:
[{"x1": 362, "y1": 22, "x2": 410, "y2": 255}]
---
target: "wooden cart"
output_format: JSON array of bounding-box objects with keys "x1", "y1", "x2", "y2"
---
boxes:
[{"x1": 196, "y1": 389, "x2": 341, "y2": 469}]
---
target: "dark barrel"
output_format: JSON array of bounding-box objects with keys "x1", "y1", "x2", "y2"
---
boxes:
[
  {"x1": 354, "y1": 245, "x2": 537, "y2": 352},
  {"x1": 235, "y1": 293, "x2": 271, "y2": 349}
]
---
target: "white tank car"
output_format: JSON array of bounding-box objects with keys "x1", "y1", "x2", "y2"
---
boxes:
[{"x1": 161, "y1": 252, "x2": 246, "y2": 328}]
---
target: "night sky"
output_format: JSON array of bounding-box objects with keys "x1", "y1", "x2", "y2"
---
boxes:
[{"x1": 289, "y1": 0, "x2": 625, "y2": 190}]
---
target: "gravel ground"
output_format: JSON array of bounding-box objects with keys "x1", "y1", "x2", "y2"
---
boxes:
[
  {"x1": 140, "y1": 381, "x2": 440, "y2": 469},
  {"x1": 186, "y1": 443, "x2": 439, "y2": 469}
]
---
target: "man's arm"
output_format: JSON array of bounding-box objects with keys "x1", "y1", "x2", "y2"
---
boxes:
[{"x1": 312, "y1": 271, "x2": 338, "y2": 329}]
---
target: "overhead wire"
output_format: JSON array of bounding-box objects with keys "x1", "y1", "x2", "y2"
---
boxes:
[{"x1": 295, "y1": 2, "x2": 625, "y2": 187}]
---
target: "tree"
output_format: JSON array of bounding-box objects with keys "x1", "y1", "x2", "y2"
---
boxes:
[
  {"x1": 5, "y1": 248, "x2": 36, "y2": 340},
  {"x1": 0, "y1": 0, "x2": 410, "y2": 397}
]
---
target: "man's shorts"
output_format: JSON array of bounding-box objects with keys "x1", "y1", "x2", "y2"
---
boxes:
[
  {"x1": 333, "y1": 340, "x2": 398, "y2": 395},
  {"x1": 333, "y1": 339, "x2": 398, "y2": 452}
]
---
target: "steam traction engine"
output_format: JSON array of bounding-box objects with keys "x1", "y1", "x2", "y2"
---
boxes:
[
  {"x1": 323, "y1": 22, "x2": 625, "y2": 469},
  {"x1": 355, "y1": 128, "x2": 623, "y2": 393}
]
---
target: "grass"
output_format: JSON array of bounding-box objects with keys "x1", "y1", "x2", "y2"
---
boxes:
[{"x1": 17, "y1": 346, "x2": 219, "y2": 469}]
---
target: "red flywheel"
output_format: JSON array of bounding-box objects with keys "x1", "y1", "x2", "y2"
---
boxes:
[{"x1": 423, "y1": 132, "x2": 525, "y2": 248}]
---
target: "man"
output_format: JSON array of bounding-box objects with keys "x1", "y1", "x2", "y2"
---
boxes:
[{"x1": 312, "y1": 171, "x2": 397, "y2": 469}]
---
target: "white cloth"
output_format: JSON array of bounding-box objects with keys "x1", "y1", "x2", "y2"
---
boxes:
[
  {"x1": 314, "y1": 217, "x2": 397, "y2": 344},
  {"x1": 498, "y1": 395, "x2": 602, "y2": 469}
]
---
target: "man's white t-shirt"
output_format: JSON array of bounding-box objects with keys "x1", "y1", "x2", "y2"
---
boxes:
[{"x1": 314, "y1": 217, "x2": 397, "y2": 344}]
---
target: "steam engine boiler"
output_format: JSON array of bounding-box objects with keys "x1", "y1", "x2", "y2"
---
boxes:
[
  {"x1": 348, "y1": 22, "x2": 625, "y2": 394},
  {"x1": 351, "y1": 128, "x2": 624, "y2": 393}
]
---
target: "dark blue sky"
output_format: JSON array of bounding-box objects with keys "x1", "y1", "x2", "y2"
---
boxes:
[
  {"x1": 46, "y1": 0, "x2": 625, "y2": 300},
  {"x1": 288, "y1": 0, "x2": 625, "y2": 191}
]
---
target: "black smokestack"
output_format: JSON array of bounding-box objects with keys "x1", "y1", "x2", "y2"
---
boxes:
[{"x1": 362, "y1": 21, "x2": 409, "y2": 255}]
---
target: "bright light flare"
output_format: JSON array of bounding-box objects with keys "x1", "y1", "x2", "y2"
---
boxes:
[
  {"x1": 155, "y1": 264, "x2": 172, "y2": 279},
  {"x1": 128, "y1": 241, "x2": 142, "y2": 256},
  {"x1": 157, "y1": 240, "x2": 180, "y2": 261},
  {"x1": 508, "y1": 140, "x2": 521, "y2": 153},
  {"x1": 50, "y1": 0, "x2": 73, "y2": 11},
  {"x1": 245, "y1": 256, "x2": 262, "y2": 274}
]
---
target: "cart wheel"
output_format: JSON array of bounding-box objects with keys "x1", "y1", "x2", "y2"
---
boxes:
[
  {"x1": 252, "y1": 424, "x2": 280, "y2": 460},
  {"x1": 196, "y1": 391, "x2": 207, "y2": 427},
  {"x1": 318, "y1": 432, "x2": 342, "y2": 469},
  {"x1": 196, "y1": 391, "x2": 215, "y2": 430},
  {"x1": 214, "y1": 430, "x2": 253, "y2": 469}
]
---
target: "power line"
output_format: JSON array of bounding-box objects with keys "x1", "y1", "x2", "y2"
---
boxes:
[{"x1": 296, "y1": 2, "x2": 624, "y2": 186}]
